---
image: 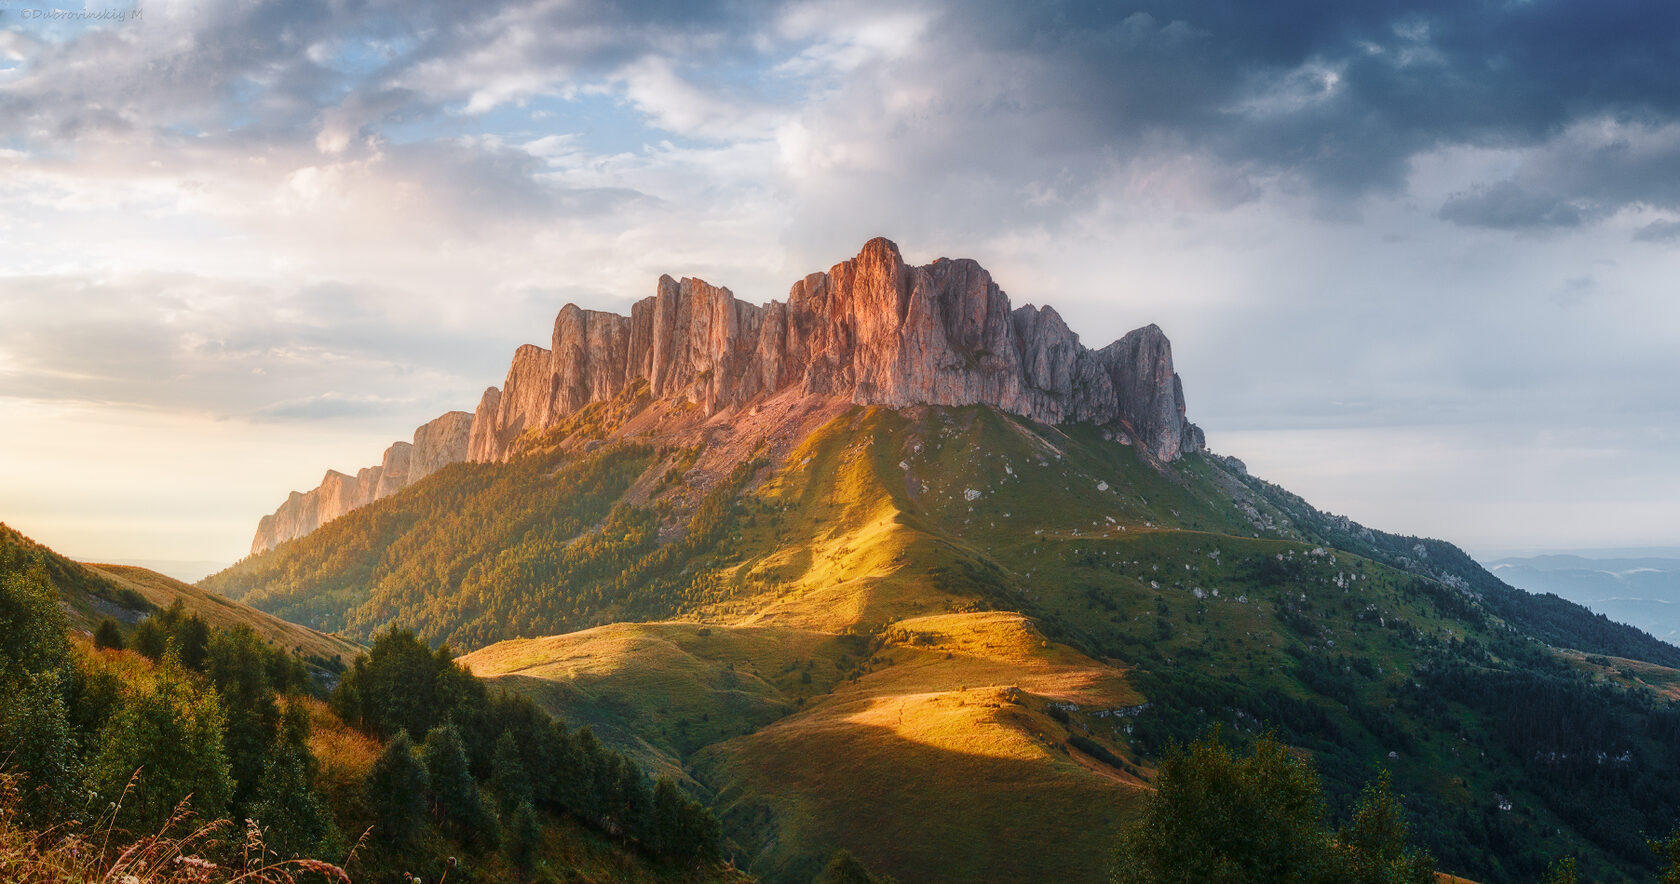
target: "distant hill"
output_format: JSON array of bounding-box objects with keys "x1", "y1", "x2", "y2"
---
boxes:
[
  {"x1": 1, "y1": 522, "x2": 358, "y2": 665},
  {"x1": 1487, "y1": 554, "x2": 1680, "y2": 646}
]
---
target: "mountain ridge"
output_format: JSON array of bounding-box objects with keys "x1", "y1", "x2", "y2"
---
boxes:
[{"x1": 250, "y1": 238, "x2": 1202, "y2": 554}]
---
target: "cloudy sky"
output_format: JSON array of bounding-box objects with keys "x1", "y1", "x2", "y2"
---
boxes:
[{"x1": 3, "y1": 0, "x2": 1678, "y2": 570}]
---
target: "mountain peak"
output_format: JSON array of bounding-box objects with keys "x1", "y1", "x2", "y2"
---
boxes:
[{"x1": 249, "y1": 239, "x2": 1202, "y2": 553}]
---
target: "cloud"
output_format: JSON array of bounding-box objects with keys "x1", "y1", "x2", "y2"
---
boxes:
[
  {"x1": 1437, "y1": 182, "x2": 1591, "y2": 230},
  {"x1": 1634, "y1": 219, "x2": 1680, "y2": 243},
  {"x1": 249, "y1": 392, "x2": 412, "y2": 421}
]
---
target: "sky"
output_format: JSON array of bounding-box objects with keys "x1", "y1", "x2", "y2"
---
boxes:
[{"x1": 2, "y1": 0, "x2": 1679, "y2": 571}]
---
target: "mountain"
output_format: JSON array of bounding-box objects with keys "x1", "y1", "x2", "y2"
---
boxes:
[
  {"x1": 206, "y1": 240, "x2": 1680, "y2": 884},
  {"x1": 249, "y1": 237, "x2": 1200, "y2": 554},
  {"x1": 1488, "y1": 554, "x2": 1680, "y2": 646}
]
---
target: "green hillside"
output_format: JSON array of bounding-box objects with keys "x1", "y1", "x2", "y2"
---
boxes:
[
  {"x1": 1, "y1": 522, "x2": 358, "y2": 665},
  {"x1": 205, "y1": 397, "x2": 1680, "y2": 883}
]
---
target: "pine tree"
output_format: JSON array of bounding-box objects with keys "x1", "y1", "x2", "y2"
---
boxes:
[
  {"x1": 366, "y1": 730, "x2": 429, "y2": 850},
  {"x1": 249, "y1": 743, "x2": 340, "y2": 860},
  {"x1": 173, "y1": 613, "x2": 211, "y2": 671},
  {"x1": 93, "y1": 617, "x2": 126, "y2": 651},
  {"x1": 651, "y1": 778, "x2": 686, "y2": 857},
  {"x1": 506, "y1": 800, "x2": 543, "y2": 878},
  {"x1": 423, "y1": 722, "x2": 494, "y2": 847},
  {"x1": 131, "y1": 617, "x2": 169, "y2": 659},
  {"x1": 207, "y1": 625, "x2": 280, "y2": 812},
  {"x1": 490, "y1": 730, "x2": 532, "y2": 817}
]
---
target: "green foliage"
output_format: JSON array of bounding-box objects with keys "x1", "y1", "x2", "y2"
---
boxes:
[
  {"x1": 207, "y1": 625, "x2": 282, "y2": 811},
  {"x1": 203, "y1": 443, "x2": 660, "y2": 646},
  {"x1": 248, "y1": 717, "x2": 341, "y2": 862},
  {"x1": 506, "y1": 800, "x2": 543, "y2": 877},
  {"x1": 1651, "y1": 830, "x2": 1680, "y2": 884},
  {"x1": 1539, "y1": 856, "x2": 1578, "y2": 884},
  {"x1": 1338, "y1": 772, "x2": 1436, "y2": 884},
  {"x1": 333, "y1": 629, "x2": 723, "y2": 863},
  {"x1": 1114, "y1": 732, "x2": 1343, "y2": 884},
  {"x1": 0, "y1": 566, "x2": 79, "y2": 820},
  {"x1": 2, "y1": 668, "x2": 79, "y2": 819},
  {"x1": 331, "y1": 627, "x2": 488, "y2": 744},
  {"x1": 423, "y1": 722, "x2": 495, "y2": 847},
  {"x1": 89, "y1": 660, "x2": 234, "y2": 831},
  {"x1": 0, "y1": 522, "x2": 151, "y2": 616},
  {"x1": 366, "y1": 730, "x2": 429, "y2": 850},
  {"x1": 490, "y1": 730, "x2": 531, "y2": 817},
  {"x1": 814, "y1": 848, "x2": 893, "y2": 884},
  {"x1": 1115, "y1": 732, "x2": 1438, "y2": 884},
  {"x1": 0, "y1": 565, "x2": 70, "y2": 682},
  {"x1": 132, "y1": 601, "x2": 211, "y2": 671},
  {"x1": 93, "y1": 618, "x2": 126, "y2": 651}
]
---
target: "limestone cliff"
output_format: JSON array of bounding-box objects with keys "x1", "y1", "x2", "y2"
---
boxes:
[
  {"x1": 248, "y1": 417, "x2": 472, "y2": 555},
  {"x1": 249, "y1": 238, "x2": 1203, "y2": 554}
]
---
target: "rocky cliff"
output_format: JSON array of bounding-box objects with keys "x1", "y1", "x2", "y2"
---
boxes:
[
  {"x1": 249, "y1": 238, "x2": 1203, "y2": 554},
  {"x1": 249, "y1": 420, "x2": 471, "y2": 555}
]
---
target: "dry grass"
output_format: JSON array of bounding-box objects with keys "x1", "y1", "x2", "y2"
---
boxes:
[
  {"x1": 0, "y1": 772, "x2": 348, "y2": 884},
  {"x1": 83, "y1": 565, "x2": 361, "y2": 663}
]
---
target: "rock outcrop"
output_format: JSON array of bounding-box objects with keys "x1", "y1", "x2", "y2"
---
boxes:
[
  {"x1": 249, "y1": 417, "x2": 473, "y2": 555},
  {"x1": 249, "y1": 237, "x2": 1204, "y2": 555}
]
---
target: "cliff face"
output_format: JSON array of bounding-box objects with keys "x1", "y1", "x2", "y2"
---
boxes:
[
  {"x1": 249, "y1": 416, "x2": 472, "y2": 555},
  {"x1": 249, "y1": 238, "x2": 1203, "y2": 555},
  {"x1": 472, "y1": 236, "x2": 1202, "y2": 461}
]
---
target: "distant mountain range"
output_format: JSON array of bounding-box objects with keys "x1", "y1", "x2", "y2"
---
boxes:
[{"x1": 1486, "y1": 552, "x2": 1680, "y2": 646}]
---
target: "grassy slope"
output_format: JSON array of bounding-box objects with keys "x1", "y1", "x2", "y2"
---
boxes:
[
  {"x1": 2, "y1": 522, "x2": 358, "y2": 664},
  {"x1": 456, "y1": 407, "x2": 1469, "y2": 882},
  {"x1": 219, "y1": 403, "x2": 1680, "y2": 884},
  {"x1": 86, "y1": 563, "x2": 361, "y2": 662}
]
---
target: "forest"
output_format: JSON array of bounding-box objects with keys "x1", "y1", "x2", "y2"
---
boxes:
[{"x1": 0, "y1": 554, "x2": 729, "y2": 882}]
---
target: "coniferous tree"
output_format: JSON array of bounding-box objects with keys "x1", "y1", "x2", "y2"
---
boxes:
[
  {"x1": 0, "y1": 566, "x2": 69, "y2": 679},
  {"x1": 173, "y1": 612, "x2": 211, "y2": 671},
  {"x1": 506, "y1": 800, "x2": 543, "y2": 878},
  {"x1": 248, "y1": 741, "x2": 339, "y2": 860},
  {"x1": 422, "y1": 722, "x2": 494, "y2": 847},
  {"x1": 651, "y1": 778, "x2": 686, "y2": 857},
  {"x1": 207, "y1": 625, "x2": 280, "y2": 812},
  {"x1": 366, "y1": 730, "x2": 429, "y2": 851},
  {"x1": 131, "y1": 617, "x2": 169, "y2": 659},
  {"x1": 491, "y1": 730, "x2": 532, "y2": 817},
  {"x1": 93, "y1": 617, "x2": 126, "y2": 651}
]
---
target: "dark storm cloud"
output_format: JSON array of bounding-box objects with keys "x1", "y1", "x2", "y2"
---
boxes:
[
  {"x1": 934, "y1": 0, "x2": 1680, "y2": 206},
  {"x1": 10, "y1": 0, "x2": 1676, "y2": 224}
]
